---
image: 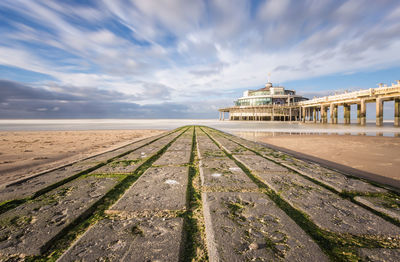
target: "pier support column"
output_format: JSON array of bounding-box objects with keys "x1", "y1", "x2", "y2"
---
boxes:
[
  {"x1": 360, "y1": 99, "x2": 366, "y2": 126},
  {"x1": 313, "y1": 107, "x2": 317, "y2": 123},
  {"x1": 333, "y1": 105, "x2": 338, "y2": 124},
  {"x1": 357, "y1": 104, "x2": 361, "y2": 124},
  {"x1": 321, "y1": 105, "x2": 327, "y2": 123},
  {"x1": 395, "y1": 98, "x2": 400, "y2": 126},
  {"x1": 271, "y1": 107, "x2": 274, "y2": 121},
  {"x1": 318, "y1": 108, "x2": 321, "y2": 123},
  {"x1": 302, "y1": 107, "x2": 306, "y2": 122},
  {"x1": 344, "y1": 104, "x2": 351, "y2": 124},
  {"x1": 376, "y1": 98, "x2": 383, "y2": 126},
  {"x1": 318, "y1": 108, "x2": 322, "y2": 123},
  {"x1": 306, "y1": 108, "x2": 309, "y2": 121},
  {"x1": 329, "y1": 104, "x2": 334, "y2": 124},
  {"x1": 219, "y1": 112, "x2": 221, "y2": 121}
]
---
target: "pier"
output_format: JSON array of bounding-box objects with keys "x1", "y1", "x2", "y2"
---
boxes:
[{"x1": 219, "y1": 80, "x2": 400, "y2": 126}]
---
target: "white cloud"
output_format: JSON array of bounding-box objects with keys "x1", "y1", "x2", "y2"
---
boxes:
[
  {"x1": 0, "y1": 0, "x2": 400, "y2": 113},
  {"x1": 258, "y1": 0, "x2": 290, "y2": 20}
]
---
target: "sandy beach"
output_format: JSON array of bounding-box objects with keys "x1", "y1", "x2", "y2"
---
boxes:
[
  {"x1": 236, "y1": 132, "x2": 400, "y2": 184},
  {"x1": 0, "y1": 129, "x2": 164, "y2": 186}
]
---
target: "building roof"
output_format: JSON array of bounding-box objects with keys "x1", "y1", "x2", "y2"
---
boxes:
[{"x1": 254, "y1": 82, "x2": 281, "y2": 92}]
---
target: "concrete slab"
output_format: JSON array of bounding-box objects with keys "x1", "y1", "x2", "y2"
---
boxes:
[
  {"x1": 0, "y1": 176, "x2": 119, "y2": 257},
  {"x1": 358, "y1": 248, "x2": 400, "y2": 262},
  {"x1": 108, "y1": 166, "x2": 188, "y2": 215},
  {"x1": 284, "y1": 160, "x2": 387, "y2": 194},
  {"x1": 90, "y1": 159, "x2": 142, "y2": 174},
  {"x1": 153, "y1": 150, "x2": 191, "y2": 166},
  {"x1": 153, "y1": 131, "x2": 193, "y2": 166},
  {"x1": 202, "y1": 192, "x2": 328, "y2": 262},
  {"x1": 355, "y1": 196, "x2": 400, "y2": 222},
  {"x1": 256, "y1": 171, "x2": 400, "y2": 237},
  {"x1": 0, "y1": 161, "x2": 95, "y2": 202},
  {"x1": 218, "y1": 132, "x2": 275, "y2": 154},
  {"x1": 200, "y1": 157, "x2": 258, "y2": 192},
  {"x1": 92, "y1": 132, "x2": 183, "y2": 174},
  {"x1": 58, "y1": 217, "x2": 184, "y2": 262},
  {"x1": 196, "y1": 131, "x2": 226, "y2": 159},
  {"x1": 120, "y1": 131, "x2": 183, "y2": 161},
  {"x1": 207, "y1": 132, "x2": 253, "y2": 155},
  {"x1": 167, "y1": 138, "x2": 193, "y2": 151},
  {"x1": 69, "y1": 131, "x2": 171, "y2": 165},
  {"x1": 118, "y1": 146, "x2": 159, "y2": 161},
  {"x1": 234, "y1": 153, "x2": 288, "y2": 173}
]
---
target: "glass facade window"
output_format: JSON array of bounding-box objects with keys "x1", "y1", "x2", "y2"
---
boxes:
[{"x1": 235, "y1": 97, "x2": 272, "y2": 106}]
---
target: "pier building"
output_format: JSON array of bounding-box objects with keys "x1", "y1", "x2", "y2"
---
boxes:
[
  {"x1": 220, "y1": 81, "x2": 308, "y2": 121},
  {"x1": 219, "y1": 80, "x2": 400, "y2": 126}
]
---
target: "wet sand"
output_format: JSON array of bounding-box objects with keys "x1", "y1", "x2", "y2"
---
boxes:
[
  {"x1": 0, "y1": 129, "x2": 164, "y2": 186},
  {"x1": 236, "y1": 132, "x2": 400, "y2": 185}
]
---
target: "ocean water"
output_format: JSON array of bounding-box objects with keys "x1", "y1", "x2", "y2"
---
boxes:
[{"x1": 0, "y1": 119, "x2": 399, "y2": 137}]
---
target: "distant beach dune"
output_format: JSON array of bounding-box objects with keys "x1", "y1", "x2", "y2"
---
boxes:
[
  {"x1": 0, "y1": 129, "x2": 164, "y2": 186},
  {"x1": 238, "y1": 133, "x2": 400, "y2": 186}
]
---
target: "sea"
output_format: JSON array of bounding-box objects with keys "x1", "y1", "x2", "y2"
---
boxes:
[{"x1": 0, "y1": 119, "x2": 399, "y2": 137}]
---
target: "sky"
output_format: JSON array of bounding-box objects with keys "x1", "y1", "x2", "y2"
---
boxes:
[{"x1": 0, "y1": 0, "x2": 400, "y2": 119}]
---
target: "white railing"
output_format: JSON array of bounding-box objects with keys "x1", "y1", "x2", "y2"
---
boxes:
[{"x1": 299, "y1": 83, "x2": 400, "y2": 106}]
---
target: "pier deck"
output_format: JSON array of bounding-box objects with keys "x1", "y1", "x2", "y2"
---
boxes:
[{"x1": 0, "y1": 126, "x2": 399, "y2": 261}]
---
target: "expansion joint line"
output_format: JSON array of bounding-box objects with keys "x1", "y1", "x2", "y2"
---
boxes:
[
  {"x1": 36, "y1": 127, "x2": 189, "y2": 260},
  {"x1": 181, "y1": 126, "x2": 208, "y2": 262}
]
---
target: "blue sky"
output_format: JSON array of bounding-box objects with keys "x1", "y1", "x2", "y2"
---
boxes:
[{"x1": 0, "y1": 0, "x2": 400, "y2": 118}]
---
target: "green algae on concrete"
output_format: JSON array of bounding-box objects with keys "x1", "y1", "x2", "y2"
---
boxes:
[
  {"x1": 253, "y1": 169, "x2": 400, "y2": 238},
  {"x1": 202, "y1": 192, "x2": 328, "y2": 262},
  {"x1": 91, "y1": 131, "x2": 182, "y2": 175},
  {"x1": 0, "y1": 161, "x2": 96, "y2": 203},
  {"x1": 0, "y1": 130, "x2": 177, "y2": 205},
  {"x1": 58, "y1": 216, "x2": 184, "y2": 262},
  {"x1": 196, "y1": 129, "x2": 225, "y2": 159},
  {"x1": 199, "y1": 157, "x2": 258, "y2": 192},
  {"x1": 233, "y1": 153, "x2": 289, "y2": 173},
  {"x1": 0, "y1": 176, "x2": 119, "y2": 258},
  {"x1": 108, "y1": 166, "x2": 189, "y2": 216},
  {"x1": 2, "y1": 125, "x2": 400, "y2": 261},
  {"x1": 358, "y1": 248, "x2": 400, "y2": 262},
  {"x1": 208, "y1": 127, "x2": 388, "y2": 194},
  {"x1": 153, "y1": 150, "x2": 191, "y2": 166},
  {"x1": 355, "y1": 195, "x2": 400, "y2": 222},
  {"x1": 153, "y1": 129, "x2": 193, "y2": 166}
]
